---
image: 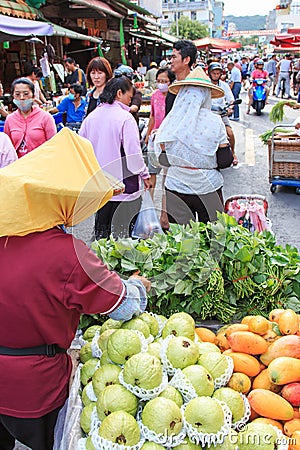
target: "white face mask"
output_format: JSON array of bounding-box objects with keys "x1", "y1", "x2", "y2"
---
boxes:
[{"x1": 156, "y1": 83, "x2": 169, "y2": 92}]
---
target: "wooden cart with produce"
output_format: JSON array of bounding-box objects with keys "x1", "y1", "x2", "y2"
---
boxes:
[{"x1": 268, "y1": 124, "x2": 300, "y2": 195}]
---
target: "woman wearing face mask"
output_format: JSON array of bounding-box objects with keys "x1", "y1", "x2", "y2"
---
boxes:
[
  {"x1": 144, "y1": 68, "x2": 175, "y2": 193},
  {"x1": 4, "y1": 78, "x2": 56, "y2": 158},
  {"x1": 84, "y1": 56, "x2": 113, "y2": 117},
  {"x1": 79, "y1": 76, "x2": 151, "y2": 240}
]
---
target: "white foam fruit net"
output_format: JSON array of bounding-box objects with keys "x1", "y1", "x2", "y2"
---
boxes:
[
  {"x1": 134, "y1": 329, "x2": 149, "y2": 354},
  {"x1": 84, "y1": 382, "x2": 97, "y2": 402},
  {"x1": 169, "y1": 369, "x2": 198, "y2": 403},
  {"x1": 213, "y1": 356, "x2": 234, "y2": 389},
  {"x1": 89, "y1": 405, "x2": 101, "y2": 434},
  {"x1": 91, "y1": 332, "x2": 103, "y2": 359},
  {"x1": 137, "y1": 405, "x2": 187, "y2": 448},
  {"x1": 182, "y1": 399, "x2": 232, "y2": 447},
  {"x1": 88, "y1": 427, "x2": 145, "y2": 450},
  {"x1": 275, "y1": 426, "x2": 289, "y2": 450},
  {"x1": 77, "y1": 437, "x2": 87, "y2": 450},
  {"x1": 119, "y1": 370, "x2": 169, "y2": 401},
  {"x1": 231, "y1": 394, "x2": 251, "y2": 431}
]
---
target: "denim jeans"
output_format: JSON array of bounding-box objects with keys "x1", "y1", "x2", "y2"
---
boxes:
[{"x1": 231, "y1": 82, "x2": 241, "y2": 118}]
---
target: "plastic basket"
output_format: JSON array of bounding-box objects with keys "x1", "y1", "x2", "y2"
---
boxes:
[{"x1": 268, "y1": 136, "x2": 300, "y2": 180}]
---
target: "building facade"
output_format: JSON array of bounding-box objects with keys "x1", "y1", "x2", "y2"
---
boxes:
[{"x1": 160, "y1": 0, "x2": 217, "y2": 37}]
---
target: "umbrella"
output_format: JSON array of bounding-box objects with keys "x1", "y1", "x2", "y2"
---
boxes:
[
  {"x1": 270, "y1": 34, "x2": 300, "y2": 47},
  {"x1": 193, "y1": 37, "x2": 241, "y2": 51}
]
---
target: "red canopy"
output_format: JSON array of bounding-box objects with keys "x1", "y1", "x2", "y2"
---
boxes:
[
  {"x1": 270, "y1": 34, "x2": 300, "y2": 47},
  {"x1": 193, "y1": 37, "x2": 241, "y2": 51}
]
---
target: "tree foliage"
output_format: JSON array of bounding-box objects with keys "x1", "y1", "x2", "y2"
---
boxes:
[{"x1": 170, "y1": 17, "x2": 209, "y2": 40}]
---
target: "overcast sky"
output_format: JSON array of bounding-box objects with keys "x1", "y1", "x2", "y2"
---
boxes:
[{"x1": 223, "y1": 0, "x2": 278, "y2": 17}]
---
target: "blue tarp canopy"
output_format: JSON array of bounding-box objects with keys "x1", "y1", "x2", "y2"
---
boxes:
[{"x1": 0, "y1": 13, "x2": 53, "y2": 36}]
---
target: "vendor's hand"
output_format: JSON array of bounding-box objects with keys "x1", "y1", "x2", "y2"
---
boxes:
[
  {"x1": 144, "y1": 135, "x2": 149, "y2": 145},
  {"x1": 130, "y1": 271, "x2": 151, "y2": 292},
  {"x1": 227, "y1": 107, "x2": 233, "y2": 115},
  {"x1": 143, "y1": 177, "x2": 152, "y2": 190},
  {"x1": 295, "y1": 122, "x2": 300, "y2": 130}
]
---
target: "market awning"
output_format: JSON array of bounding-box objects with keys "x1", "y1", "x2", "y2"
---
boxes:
[
  {"x1": 129, "y1": 30, "x2": 173, "y2": 47},
  {"x1": 193, "y1": 37, "x2": 241, "y2": 51},
  {"x1": 68, "y1": 0, "x2": 123, "y2": 19},
  {"x1": 111, "y1": 0, "x2": 152, "y2": 16},
  {"x1": 0, "y1": 13, "x2": 53, "y2": 36},
  {"x1": 51, "y1": 23, "x2": 102, "y2": 43},
  {"x1": 0, "y1": 0, "x2": 39, "y2": 20},
  {"x1": 0, "y1": 13, "x2": 102, "y2": 44},
  {"x1": 270, "y1": 34, "x2": 300, "y2": 47}
]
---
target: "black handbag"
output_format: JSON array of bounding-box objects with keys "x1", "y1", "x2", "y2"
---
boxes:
[{"x1": 216, "y1": 145, "x2": 234, "y2": 169}]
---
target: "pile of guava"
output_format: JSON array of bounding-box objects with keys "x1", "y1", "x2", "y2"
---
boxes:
[{"x1": 78, "y1": 312, "x2": 272, "y2": 450}]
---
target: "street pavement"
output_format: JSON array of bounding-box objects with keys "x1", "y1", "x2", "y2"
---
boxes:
[{"x1": 13, "y1": 89, "x2": 300, "y2": 450}]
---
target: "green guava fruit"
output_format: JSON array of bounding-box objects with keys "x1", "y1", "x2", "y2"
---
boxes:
[
  {"x1": 141, "y1": 443, "x2": 165, "y2": 450},
  {"x1": 98, "y1": 329, "x2": 116, "y2": 352},
  {"x1": 207, "y1": 429, "x2": 238, "y2": 449},
  {"x1": 92, "y1": 364, "x2": 121, "y2": 397},
  {"x1": 80, "y1": 402, "x2": 97, "y2": 434},
  {"x1": 80, "y1": 358, "x2": 100, "y2": 386},
  {"x1": 85, "y1": 435, "x2": 96, "y2": 450},
  {"x1": 122, "y1": 317, "x2": 151, "y2": 338},
  {"x1": 123, "y1": 352, "x2": 163, "y2": 390},
  {"x1": 98, "y1": 410, "x2": 140, "y2": 446},
  {"x1": 79, "y1": 342, "x2": 93, "y2": 364},
  {"x1": 173, "y1": 438, "x2": 200, "y2": 449},
  {"x1": 238, "y1": 422, "x2": 277, "y2": 450},
  {"x1": 158, "y1": 385, "x2": 183, "y2": 408},
  {"x1": 197, "y1": 342, "x2": 221, "y2": 356},
  {"x1": 198, "y1": 352, "x2": 230, "y2": 379},
  {"x1": 182, "y1": 365, "x2": 214, "y2": 397},
  {"x1": 166, "y1": 336, "x2": 199, "y2": 369},
  {"x1": 107, "y1": 329, "x2": 142, "y2": 365},
  {"x1": 96, "y1": 384, "x2": 138, "y2": 420},
  {"x1": 184, "y1": 397, "x2": 224, "y2": 434},
  {"x1": 162, "y1": 312, "x2": 195, "y2": 340},
  {"x1": 82, "y1": 325, "x2": 102, "y2": 342},
  {"x1": 147, "y1": 342, "x2": 162, "y2": 361},
  {"x1": 139, "y1": 312, "x2": 159, "y2": 337},
  {"x1": 213, "y1": 387, "x2": 245, "y2": 423},
  {"x1": 142, "y1": 397, "x2": 183, "y2": 436},
  {"x1": 99, "y1": 349, "x2": 112, "y2": 366},
  {"x1": 100, "y1": 318, "x2": 122, "y2": 333},
  {"x1": 81, "y1": 381, "x2": 96, "y2": 407}
]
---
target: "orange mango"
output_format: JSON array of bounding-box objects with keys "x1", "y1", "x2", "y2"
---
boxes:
[
  {"x1": 268, "y1": 357, "x2": 300, "y2": 385},
  {"x1": 248, "y1": 388, "x2": 294, "y2": 420},
  {"x1": 252, "y1": 368, "x2": 281, "y2": 393},
  {"x1": 278, "y1": 309, "x2": 299, "y2": 335},
  {"x1": 227, "y1": 331, "x2": 268, "y2": 355},
  {"x1": 228, "y1": 352, "x2": 261, "y2": 377},
  {"x1": 260, "y1": 335, "x2": 300, "y2": 366}
]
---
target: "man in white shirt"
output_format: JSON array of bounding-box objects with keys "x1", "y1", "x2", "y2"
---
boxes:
[
  {"x1": 276, "y1": 54, "x2": 293, "y2": 98},
  {"x1": 208, "y1": 62, "x2": 238, "y2": 165},
  {"x1": 227, "y1": 60, "x2": 242, "y2": 121}
]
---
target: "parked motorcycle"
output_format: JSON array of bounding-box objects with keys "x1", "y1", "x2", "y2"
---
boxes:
[{"x1": 251, "y1": 78, "x2": 267, "y2": 116}]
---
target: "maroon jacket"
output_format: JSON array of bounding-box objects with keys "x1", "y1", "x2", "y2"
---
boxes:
[{"x1": 0, "y1": 228, "x2": 124, "y2": 418}]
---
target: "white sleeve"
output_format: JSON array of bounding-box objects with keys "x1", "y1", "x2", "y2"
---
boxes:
[{"x1": 219, "y1": 120, "x2": 229, "y2": 145}]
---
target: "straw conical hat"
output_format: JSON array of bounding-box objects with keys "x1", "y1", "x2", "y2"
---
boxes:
[{"x1": 168, "y1": 66, "x2": 224, "y2": 98}]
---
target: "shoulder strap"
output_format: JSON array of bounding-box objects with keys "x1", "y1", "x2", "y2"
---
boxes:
[{"x1": 78, "y1": 68, "x2": 82, "y2": 84}]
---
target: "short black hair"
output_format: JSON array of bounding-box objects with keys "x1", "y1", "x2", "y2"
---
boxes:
[
  {"x1": 70, "y1": 83, "x2": 83, "y2": 95},
  {"x1": 156, "y1": 68, "x2": 176, "y2": 84},
  {"x1": 173, "y1": 40, "x2": 197, "y2": 67},
  {"x1": 11, "y1": 77, "x2": 35, "y2": 95},
  {"x1": 100, "y1": 76, "x2": 133, "y2": 104},
  {"x1": 64, "y1": 57, "x2": 75, "y2": 65}
]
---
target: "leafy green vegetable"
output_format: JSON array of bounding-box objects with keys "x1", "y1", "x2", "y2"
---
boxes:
[
  {"x1": 269, "y1": 100, "x2": 296, "y2": 123},
  {"x1": 79, "y1": 215, "x2": 300, "y2": 330},
  {"x1": 259, "y1": 128, "x2": 292, "y2": 145}
]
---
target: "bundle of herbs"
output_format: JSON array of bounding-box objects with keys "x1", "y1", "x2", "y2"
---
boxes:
[
  {"x1": 80, "y1": 215, "x2": 300, "y2": 330},
  {"x1": 269, "y1": 100, "x2": 297, "y2": 123}
]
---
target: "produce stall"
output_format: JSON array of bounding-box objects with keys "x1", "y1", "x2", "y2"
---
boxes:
[
  {"x1": 139, "y1": 88, "x2": 152, "y2": 118},
  {"x1": 58, "y1": 214, "x2": 300, "y2": 449}
]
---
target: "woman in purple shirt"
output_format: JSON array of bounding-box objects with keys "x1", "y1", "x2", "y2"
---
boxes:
[{"x1": 79, "y1": 76, "x2": 151, "y2": 239}]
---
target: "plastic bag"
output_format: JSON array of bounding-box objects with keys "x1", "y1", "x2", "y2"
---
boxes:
[
  {"x1": 132, "y1": 190, "x2": 163, "y2": 239},
  {"x1": 147, "y1": 131, "x2": 163, "y2": 169}
]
